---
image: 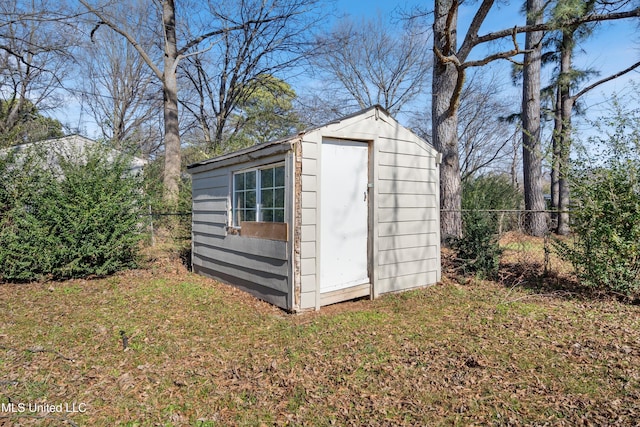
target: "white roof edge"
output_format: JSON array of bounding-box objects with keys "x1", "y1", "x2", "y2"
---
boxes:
[
  {"x1": 187, "y1": 105, "x2": 439, "y2": 171},
  {"x1": 3, "y1": 134, "x2": 148, "y2": 165}
]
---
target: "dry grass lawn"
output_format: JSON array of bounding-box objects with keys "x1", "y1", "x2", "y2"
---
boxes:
[{"x1": 1, "y1": 235, "x2": 639, "y2": 426}]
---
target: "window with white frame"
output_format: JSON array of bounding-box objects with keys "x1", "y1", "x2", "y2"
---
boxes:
[{"x1": 232, "y1": 164, "x2": 285, "y2": 226}]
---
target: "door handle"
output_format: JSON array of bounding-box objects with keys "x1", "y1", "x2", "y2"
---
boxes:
[{"x1": 364, "y1": 190, "x2": 367, "y2": 202}]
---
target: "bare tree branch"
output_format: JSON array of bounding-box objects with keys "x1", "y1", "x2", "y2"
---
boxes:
[{"x1": 573, "y1": 60, "x2": 640, "y2": 101}]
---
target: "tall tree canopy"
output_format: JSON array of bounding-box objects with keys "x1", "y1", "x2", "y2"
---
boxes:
[
  {"x1": 309, "y1": 15, "x2": 432, "y2": 117},
  {"x1": 79, "y1": 0, "x2": 323, "y2": 206},
  {"x1": 0, "y1": 0, "x2": 74, "y2": 146},
  {"x1": 428, "y1": 0, "x2": 640, "y2": 238}
]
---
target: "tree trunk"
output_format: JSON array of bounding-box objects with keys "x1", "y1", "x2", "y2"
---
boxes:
[
  {"x1": 556, "y1": 30, "x2": 574, "y2": 235},
  {"x1": 521, "y1": 0, "x2": 548, "y2": 236},
  {"x1": 162, "y1": 0, "x2": 181, "y2": 207},
  {"x1": 550, "y1": 84, "x2": 561, "y2": 228},
  {"x1": 433, "y1": 0, "x2": 462, "y2": 240}
]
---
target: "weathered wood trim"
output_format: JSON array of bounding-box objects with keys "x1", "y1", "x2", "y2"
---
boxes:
[
  {"x1": 312, "y1": 135, "x2": 322, "y2": 311},
  {"x1": 239, "y1": 221, "x2": 288, "y2": 241},
  {"x1": 320, "y1": 283, "x2": 370, "y2": 306},
  {"x1": 289, "y1": 147, "x2": 299, "y2": 311}
]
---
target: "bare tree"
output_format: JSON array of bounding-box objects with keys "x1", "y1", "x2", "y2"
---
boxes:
[
  {"x1": 308, "y1": 15, "x2": 431, "y2": 117},
  {"x1": 0, "y1": 0, "x2": 74, "y2": 146},
  {"x1": 76, "y1": 5, "x2": 162, "y2": 157},
  {"x1": 78, "y1": 0, "x2": 322, "y2": 207},
  {"x1": 458, "y1": 69, "x2": 518, "y2": 181},
  {"x1": 408, "y1": 67, "x2": 519, "y2": 183},
  {"x1": 179, "y1": 0, "x2": 322, "y2": 152},
  {"x1": 427, "y1": 0, "x2": 640, "y2": 238},
  {"x1": 521, "y1": 0, "x2": 548, "y2": 236}
]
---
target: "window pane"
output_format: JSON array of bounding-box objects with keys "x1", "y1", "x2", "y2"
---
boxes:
[
  {"x1": 234, "y1": 173, "x2": 244, "y2": 190},
  {"x1": 274, "y1": 188, "x2": 285, "y2": 208},
  {"x1": 246, "y1": 171, "x2": 256, "y2": 189},
  {"x1": 262, "y1": 210, "x2": 273, "y2": 222},
  {"x1": 274, "y1": 166, "x2": 285, "y2": 187},
  {"x1": 262, "y1": 189, "x2": 273, "y2": 208},
  {"x1": 261, "y1": 168, "x2": 273, "y2": 188},
  {"x1": 246, "y1": 190, "x2": 256, "y2": 209},
  {"x1": 274, "y1": 209, "x2": 285, "y2": 223},
  {"x1": 236, "y1": 193, "x2": 244, "y2": 210}
]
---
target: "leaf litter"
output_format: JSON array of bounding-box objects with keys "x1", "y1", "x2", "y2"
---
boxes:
[{"x1": 0, "y1": 237, "x2": 639, "y2": 425}]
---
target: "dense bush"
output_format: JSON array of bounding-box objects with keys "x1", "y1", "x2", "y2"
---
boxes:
[
  {"x1": 0, "y1": 144, "x2": 147, "y2": 281},
  {"x1": 555, "y1": 100, "x2": 640, "y2": 298},
  {"x1": 449, "y1": 174, "x2": 522, "y2": 279}
]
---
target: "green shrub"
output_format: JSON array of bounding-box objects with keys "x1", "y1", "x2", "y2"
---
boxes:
[
  {"x1": 449, "y1": 174, "x2": 521, "y2": 279},
  {"x1": 0, "y1": 143, "x2": 147, "y2": 281},
  {"x1": 450, "y1": 209, "x2": 503, "y2": 279},
  {"x1": 555, "y1": 98, "x2": 640, "y2": 298}
]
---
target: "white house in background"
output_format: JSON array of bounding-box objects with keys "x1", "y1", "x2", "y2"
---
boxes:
[
  {"x1": 6, "y1": 134, "x2": 147, "y2": 174},
  {"x1": 187, "y1": 105, "x2": 442, "y2": 312}
]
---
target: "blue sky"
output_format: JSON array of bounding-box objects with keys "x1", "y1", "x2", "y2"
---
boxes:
[
  {"x1": 58, "y1": 0, "x2": 640, "y2": 139},
  {"x1": 333, "y1": 0, "x2": 640, "y2": 114},
  {"x1": 332, "y1": 0, "x2": 640, "y2": 140}
]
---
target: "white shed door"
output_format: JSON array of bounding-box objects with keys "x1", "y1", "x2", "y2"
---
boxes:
[{"x1": 320, "y1": 139, "x2": 369, "y2": 293}]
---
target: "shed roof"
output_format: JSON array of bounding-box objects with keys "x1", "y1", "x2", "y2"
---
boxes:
[{"x1": 187, "y1": 105, "x2": 431, "y2": 173}]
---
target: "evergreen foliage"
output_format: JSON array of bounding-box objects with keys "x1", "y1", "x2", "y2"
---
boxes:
[
  {"x1": 0, "y1": 143, "x2": 147, "y2": 281},
  {"x1": 225, "y1": 74, "x2": 304, "y2": 152},
  {"x1": 0, "y1": 99, "x2": 64, "y2": 148},
  {"x1": 450, "y1": 175, "x2": 522, "y2": 279},
  {"x1": 555, "y1": 98, "x2": 640, "y2": 298}
]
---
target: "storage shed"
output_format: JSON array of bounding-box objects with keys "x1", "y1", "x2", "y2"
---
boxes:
[{"x1": 187, "y1": 106, "x2": 441, "y2": 312}]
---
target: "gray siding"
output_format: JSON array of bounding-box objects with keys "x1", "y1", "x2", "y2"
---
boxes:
[
  {"x1": 374, "y1": 136, "x2": 441, "y2": 295},
  {"x1": 190, "y1": 156, "x2": 291, "y2": 310},
  {"x1": 188, "y1": 106, "x2": 440, "y2": 312}
]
